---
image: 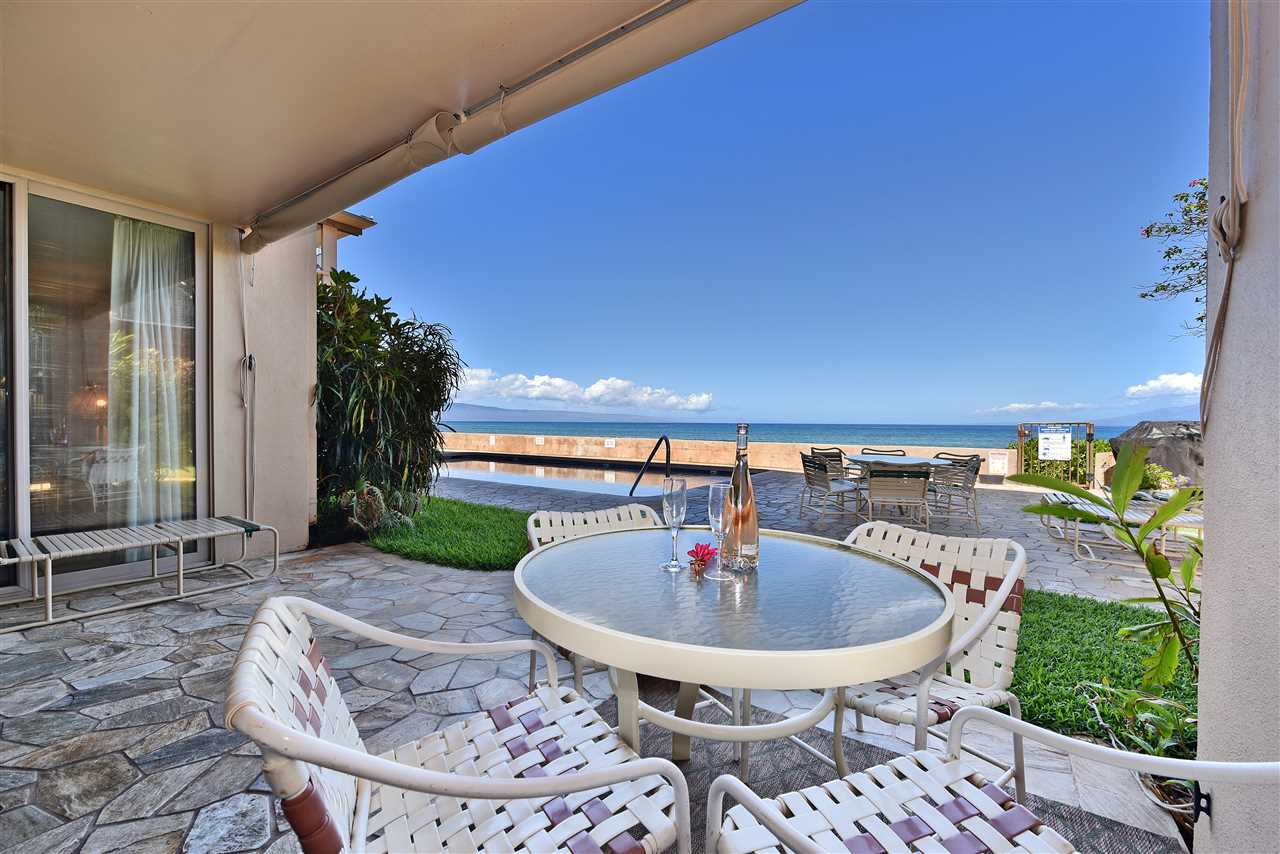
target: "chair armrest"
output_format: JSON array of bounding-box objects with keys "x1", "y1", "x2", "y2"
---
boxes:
[
  {"x1": 946, "y1": 707, "x2": 1280, "y2": 785},
  {"x1": 275, "y1": 596, "x2": 559, "y2": 690},
  {"x1": 232, "y1": 706, "x2": 692, "y2": 854},
  {"x1": 706, "y1": 774, "x2": 823, "y2": 853}
]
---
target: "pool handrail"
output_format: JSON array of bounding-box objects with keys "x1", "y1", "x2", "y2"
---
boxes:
[{"x1": 629, "y1": 435, "x2": 672, "y2": 496}]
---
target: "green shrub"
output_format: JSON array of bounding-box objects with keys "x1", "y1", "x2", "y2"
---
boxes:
[
  {"x1": 1140, "y1": 463, "x2": 1176, "y2": 490},
  {"x1": 316, "y1": 268, "x2": 463, "y2": 501},
  {"x1": 1007, "y1": 437, "x2": 1109, "y2": 484}
]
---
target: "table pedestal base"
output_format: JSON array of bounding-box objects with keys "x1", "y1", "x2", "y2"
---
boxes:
[{"x1": 609, "y1": 669, "x2": 850, "y2": 782}]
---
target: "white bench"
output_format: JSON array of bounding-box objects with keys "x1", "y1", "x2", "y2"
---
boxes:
[{"x1": 0, "y1": 515, "x2": 278, "y2": 634}]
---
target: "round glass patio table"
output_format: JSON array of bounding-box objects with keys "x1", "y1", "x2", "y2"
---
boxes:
[
  {"x1": 514, "y1": 527, "x2": 954, "y2": 775},
  {"x1": 845, "y1": 453, "x2": 961, "y2": 467}
]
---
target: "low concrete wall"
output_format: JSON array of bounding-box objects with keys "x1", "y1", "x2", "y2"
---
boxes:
[{"x1": 442, "y1": 431, "x2": 1014, "y2": 477}]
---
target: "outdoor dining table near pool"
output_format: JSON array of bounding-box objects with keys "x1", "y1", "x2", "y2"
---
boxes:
[
  {"x1": 845, "y1": 453, "x2": 961, "y2": 466},
  {"x1": 514, "y1": 526, "x2": 955, "y2": 777}
]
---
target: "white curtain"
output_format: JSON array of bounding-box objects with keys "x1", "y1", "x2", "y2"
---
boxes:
[{"x1": 107, "y1": 217, "x2": 193, "y2": 526}]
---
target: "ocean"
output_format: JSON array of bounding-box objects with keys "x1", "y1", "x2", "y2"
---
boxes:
[{"x1": 444, "y1": 421, "x2": 1130, "y2": 448}]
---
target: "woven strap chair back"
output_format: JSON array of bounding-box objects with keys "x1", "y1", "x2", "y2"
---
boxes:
[
  {"x1": 527, "y1": 503, "x2": 662, "y2": 548},
  {"x1": 226, "y1": 598, "x2": 365, "y2": 850},
  {"x1": 851, "y1": 522, "x2": 1024, "y2": 690}
]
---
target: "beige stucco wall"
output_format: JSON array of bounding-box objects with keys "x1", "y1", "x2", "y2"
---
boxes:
[
  {"x1": 1197, "y1": 2, "x2": 1280, "y2": 851},
  {"x1": 442, "y1": 431, "x2": 1014, "y2": 476},
  {"x1": 210, "y1": 226, "x2": 316, "y2": 558}
]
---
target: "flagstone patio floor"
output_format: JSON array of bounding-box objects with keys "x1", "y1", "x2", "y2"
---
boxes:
[{"x1": 0, "y1": 504, "x2": 1181, "y2": 852}]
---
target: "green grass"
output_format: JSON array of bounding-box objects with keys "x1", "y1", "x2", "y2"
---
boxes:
[
  {"x1": 1012, "y1": 589, "x2": 1197, "y2": 739},
  {"x1": 369, "y1": 497, "x2": 531, "y2": 571},
  {"x1": 370, "y1": 505, "x2": 1196, "y2": 741}
]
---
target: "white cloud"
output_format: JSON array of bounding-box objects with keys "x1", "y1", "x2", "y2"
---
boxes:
[
  {"x1": 978, "y1": 401, "x2": 1092, "y2": 414},
  {"x1": 461, "y1": 368, "x2": 713, "y2": 412},
  {"x1": 1125, "y1": 372, "x2": 1202, "y2": 398}
]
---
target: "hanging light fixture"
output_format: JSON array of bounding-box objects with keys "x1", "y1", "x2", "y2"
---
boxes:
[{"x1": 66, "y1": 383, "x2": 108, "y2": 445}]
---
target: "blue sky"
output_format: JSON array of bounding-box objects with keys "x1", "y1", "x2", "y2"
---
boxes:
[{"x1": 340, "y1": 1, "x2": 1209, "y2": 424}]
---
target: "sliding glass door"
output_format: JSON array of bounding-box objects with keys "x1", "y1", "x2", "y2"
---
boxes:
[
  {"x1": 0, "y1": 183, "x2": 11, "y2": 587},
  {"x1": 0, "y1": 180, "x2": 207, "y2": 589}
]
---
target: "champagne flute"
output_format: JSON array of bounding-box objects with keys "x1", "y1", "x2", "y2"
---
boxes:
[
  {"x1": 704, "y1": 483, "x2": 734, "y2": 580},
  {"x1": 660, "y1": 477, "x2": 688, "y2": 572}
]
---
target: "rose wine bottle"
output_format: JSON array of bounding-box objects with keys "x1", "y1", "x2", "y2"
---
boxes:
[{"x1": 722, "y1": 423, "x2": 759, "y2": 569}]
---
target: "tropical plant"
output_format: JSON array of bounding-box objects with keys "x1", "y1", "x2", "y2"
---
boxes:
[
  {"x1": 340, "y1": 481, "x2": 412, "y2": 534},
  {"x1": 1010, "y1": 444, "x2": 1201, "y2": 688},
  {"x1": 316, "y1": 268, "x2": 463, "y2": 501},
  {"x1": 1138, "y1": 177, "x2": 1208, "y2": 336},
  {"x1": 1140, "y1": 462, "x2": 1177, "y2": 491},
  {"x1": 1084, "y1": 680, "x2": 1197, "y2": 761}
]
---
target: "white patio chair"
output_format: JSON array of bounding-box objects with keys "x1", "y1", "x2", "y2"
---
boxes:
[
  {"x1": 798, "y1": 452, "x2": 863, "y2": 518},
  {"x1": 842, "y1": 521, "x2": 1028, "y2": 799},
  {"x1": 706, "y1": 705, "x2": 1280, "y2": 854},
  {"x1": 861, "y1": 464, "x2": 931, "y2": 530},
  {"x1": 225, "y1": 596, "x2": 691, "y2": 854},
  {"x1": 526, "y1": 504, "x2": 663, "y2": 694},
  {"x1": 928, "y1": 460, "x2": 981, "y2": 532}
]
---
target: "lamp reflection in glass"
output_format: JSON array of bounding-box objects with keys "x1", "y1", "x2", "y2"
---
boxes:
[{"x1": 66, "y1": 384, "x2": 108, "y2": 445}]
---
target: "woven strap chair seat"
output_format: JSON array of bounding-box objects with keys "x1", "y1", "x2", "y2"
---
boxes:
[
  {"x1": 846, "y1": 675, "x2": 1017, "y2": 727},
  {"x1": 716, "y1": 750, "x2": 1072, "y2": 854},
  {"x1": 365, "y1": 685, "x2": 678, "y2": 853}
]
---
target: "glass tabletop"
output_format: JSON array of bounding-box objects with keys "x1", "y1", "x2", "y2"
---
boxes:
[
  {"x1": 845, "y1": 454, "x2": 957, "y2": 466},
  {"x1": 518, "y1": 528, "x2": 948, "y2": 653}
]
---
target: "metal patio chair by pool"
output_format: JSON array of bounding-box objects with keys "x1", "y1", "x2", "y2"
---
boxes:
[
  {"x1": 798, "y1": 452, "x2": 864, "y2": 518},
  {"x1": 0, "y1": 515, "x2": 278, "y2": 634},
  {"x1": 928, "y1": 459, "x2": 982, "y2": 533},
  {"x1": 706, "y1": 705, "x2": 1280, "y2": 854},
  {"x1": 842, "y1": 521, "x2": 1028, "y2": 799},
  {"x1": 860, "y1": 447, "x2": 906, "y2": 456},
  {"x1": 934, "y1": 451, "x2": 982, "y2": 473},
  {"x1": 526, "y1": 504, "x2": 663, "y2": 693},
  {"x1": 861, "y1": 463, "x2": 931, "y2": 530},
  {"x1": 226, "y1": 596, "x2": 691, "y2": 854}
]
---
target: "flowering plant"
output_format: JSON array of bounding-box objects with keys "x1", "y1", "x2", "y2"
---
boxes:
[{"x1": 687, "y1": 542, "x2": 718, "y2": 567}]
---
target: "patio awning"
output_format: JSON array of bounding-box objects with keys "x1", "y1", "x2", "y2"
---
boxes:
[{"x1": 0, "y1": 0, "x2": 799, "y2": 253}]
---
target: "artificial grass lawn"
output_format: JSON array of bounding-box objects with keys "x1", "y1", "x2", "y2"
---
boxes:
[
  {"x1": 370, "y1": 497, "x2": 531, "y2": 571},
  {"x1": 1012, "y1": 589, "x2": 1197, "y2": 740},
  {"x1": 370, "y1": 499, "x2": 1196, "y2": 740}
]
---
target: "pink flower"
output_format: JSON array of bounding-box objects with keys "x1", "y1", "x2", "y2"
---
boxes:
[{"x1": 687, "y1": 542, "x2": 718, "y2": 564}]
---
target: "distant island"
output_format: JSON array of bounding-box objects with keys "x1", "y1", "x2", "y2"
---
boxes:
[{"x1": 443, "y1": 402, "x2": 665, "y2": 423}]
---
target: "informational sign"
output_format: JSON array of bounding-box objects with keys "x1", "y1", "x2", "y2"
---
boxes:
[
  {"x1": 988, "y1": 450, "x2": 1009, "y2": 476},
  {"x1": 1038, "y1": 426, "x2": 1073, "y2": 461}
]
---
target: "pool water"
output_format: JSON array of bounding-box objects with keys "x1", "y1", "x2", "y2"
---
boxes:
[{"x1": 441, "y1": 458, "x2": 720, "y2": 497}]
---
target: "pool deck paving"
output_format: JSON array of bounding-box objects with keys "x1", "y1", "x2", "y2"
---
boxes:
[
  {"x1": 435, "y1": 470, "x2": 1165, "y2": 604},
  {"x1": 0, "y1": 473, "x2": 1183, "y2": 852}
]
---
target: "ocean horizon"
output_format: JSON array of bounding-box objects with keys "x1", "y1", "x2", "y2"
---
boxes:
[{"x1": 444, "y1": 421, "x2": 1130, "y2": 448}]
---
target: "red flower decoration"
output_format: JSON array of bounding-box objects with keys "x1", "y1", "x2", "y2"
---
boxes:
[{"x1": 687, "y1": 542, "x2": 718, "y2": 564}]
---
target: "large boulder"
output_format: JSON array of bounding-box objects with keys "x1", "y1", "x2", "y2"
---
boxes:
[{"x1": 1110, "y1": 421, "x2": 1204, "y2": 483}]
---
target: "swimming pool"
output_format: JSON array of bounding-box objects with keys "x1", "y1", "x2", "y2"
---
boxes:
[{"x1": 441, "y1": 457, "x2": 721, "y2": 497}]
